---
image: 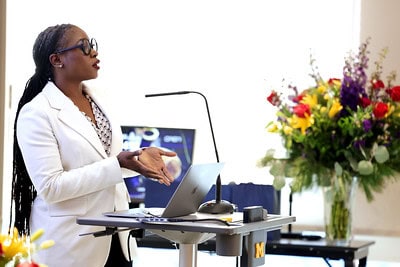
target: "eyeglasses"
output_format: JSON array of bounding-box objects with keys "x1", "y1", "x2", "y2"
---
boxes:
[{"x1": 54, "y1": 38, "x2": 98, "y2": 56}]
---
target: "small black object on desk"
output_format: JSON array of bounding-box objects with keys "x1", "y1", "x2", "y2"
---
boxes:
[
  {"x1": 266, "y1": 238, "x2": 375, "y2": 267},
  {"x1": 280, "y1": 231, "x2": 323, "y2": 241}
]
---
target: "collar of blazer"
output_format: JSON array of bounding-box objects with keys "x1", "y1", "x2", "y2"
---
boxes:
[{"x1": 42, "y1": 81, "x2": 109, "y2": 158}]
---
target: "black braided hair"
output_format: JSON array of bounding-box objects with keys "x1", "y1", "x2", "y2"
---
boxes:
[{"x1": 10, "y1": 24, "x2": 75, "y2": 235}]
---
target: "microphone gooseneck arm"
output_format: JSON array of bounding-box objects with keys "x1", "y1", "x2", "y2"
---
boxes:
[
  {"x1": 145, "y1": 91, "x2": 222, "y2": 202},
  {"x1": 145, "y1": 91, "x2": 192, "y2": 98},
  {"x1": 146, "y1": 90, "x2": 235, "y2": 213},
  {"x1": 191, "y1": 91, "x2": 222, "y2": 203},
  {"x1": 146, "y1": 91, "x2": 219, "y2": 162}
]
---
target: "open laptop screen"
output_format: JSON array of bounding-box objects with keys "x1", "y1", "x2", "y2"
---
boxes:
[{"x1": 121, "y1": 126, "x2": 196, "y2": 202}]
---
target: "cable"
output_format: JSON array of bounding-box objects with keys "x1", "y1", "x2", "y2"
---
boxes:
[
  {"x1": 143, "y1": 211, "x2": 235, "y2": 226},
  {"x1": 167, "y1": 218, "x2": 232, "y2": 226},
  {"x1": 127, "y1": 232, "x2": 132, "y2": 262},
  {"x1": 323, "y1": 258, "x2": 332, "y2": 267},
  {"x1": 141, "y1": 217, "x2": 233, "y2": 226}
]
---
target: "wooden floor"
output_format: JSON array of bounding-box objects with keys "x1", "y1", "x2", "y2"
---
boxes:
[{"x1": 133, "y1": 247, "x2": 400, "y2": 267}]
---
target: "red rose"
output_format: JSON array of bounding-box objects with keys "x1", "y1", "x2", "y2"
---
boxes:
[
  {"x1": 17, "y1": 262, "x2": 40, "y2": 267},
  {"x1": 267, "y1": 91, "x2": 280, "y2": 106},
  {"x1": 360, "y1": 97, "x2": 371, "y2": 108},
  {"x1": 328, "y1": 78, "x2": 341, "y2": 85},
  {"x1": 390, "y1": 86, "x2": 400, "y2": 101},
  {"x1": 292, "y1": 94, "x2": 304, "y2": 103},
  {"x1": 373, "y1": 102, "x2": 389, "y2": 119},
  {"x1": 293, "y1": 104, "x2": 310, "y2": 118},
  {"x1": 371, "y1": 79, "x2": 385, "y2": 90}
]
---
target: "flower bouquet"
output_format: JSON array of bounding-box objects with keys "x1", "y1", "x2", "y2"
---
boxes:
[
  {"x1": 0, "y1": 228, "x2": 54, "y2": 267},
  {"x1": 260, "y1": 39, "x2": 400, "y2": 242}
]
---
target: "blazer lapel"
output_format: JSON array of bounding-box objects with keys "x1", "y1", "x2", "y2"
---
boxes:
[
  {"x1": 83, "y1": 85, "x2": 123, "y2": 156},
  {"x1": 42, "y1": 82, "x2": 108, "y2": 158}
]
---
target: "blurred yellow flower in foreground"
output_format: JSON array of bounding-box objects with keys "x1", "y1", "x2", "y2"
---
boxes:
[
  {"x1": 0, "y1": 228, "x2": 54, "y2": 267},
  {"x1": 0, "y1": 228, "x2": 27, "y2": 260}
]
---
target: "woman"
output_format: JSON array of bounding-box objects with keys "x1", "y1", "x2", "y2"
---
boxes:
[{"x1": 11, "y1": 24, "x2": 176, "y2": 266}]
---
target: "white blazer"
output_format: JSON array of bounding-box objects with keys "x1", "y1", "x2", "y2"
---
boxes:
[{"x1": 17, "y1": 82, "x2": 137, "y2": 267}]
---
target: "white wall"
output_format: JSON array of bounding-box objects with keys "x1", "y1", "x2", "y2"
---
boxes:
[
  {"x1": 0, "y1": 0, "x2": 6, "y2": 231},
  {"x1": 3, "y1": 0, "x2": 358, "y2": 225}
]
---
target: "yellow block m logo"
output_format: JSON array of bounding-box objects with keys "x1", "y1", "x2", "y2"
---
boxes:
[{"x1": 254, "y1": 242, "x2": 265, "y2": 258}]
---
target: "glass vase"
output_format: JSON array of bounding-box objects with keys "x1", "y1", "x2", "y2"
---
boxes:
[{"x1": 322, "y1": 175, "x2": 357, "y2": 245}]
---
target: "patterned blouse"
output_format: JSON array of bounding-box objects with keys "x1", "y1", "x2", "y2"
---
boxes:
[{"x1": 83, "y1": 94, "x2": 112, "y2": 156}]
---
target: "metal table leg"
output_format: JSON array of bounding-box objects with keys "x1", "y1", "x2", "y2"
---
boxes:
[{"x1": 179, "y1": 243, "x2": 198, "y2": 267}]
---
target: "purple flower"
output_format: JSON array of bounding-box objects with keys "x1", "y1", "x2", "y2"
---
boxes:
[
  {"x1": 362, "y1": 119, "x2": 372, "y2": 132},
  {"x1": 339, "y1": 41, "x2": 369, "y2": 116},
  {"x1": 353, "y1": 139, "x2": 366, "y2": 149},
  {"x1": 340, "y1": 78, "x2": 365, "y2": 113}
]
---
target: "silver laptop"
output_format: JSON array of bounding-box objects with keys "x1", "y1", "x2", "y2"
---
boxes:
[{"x1": 104, "y1": 162, "x2": 224, "y2": 218}]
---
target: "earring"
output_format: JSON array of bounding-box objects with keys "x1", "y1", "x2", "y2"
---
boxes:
[{"x1": 56, "y1": 64, "x2": 63, "y2": 68}]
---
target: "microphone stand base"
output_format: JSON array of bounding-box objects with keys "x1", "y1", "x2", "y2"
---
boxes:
[{"x1": 197, "y1": 200, "x2": 236, "y2": 214}]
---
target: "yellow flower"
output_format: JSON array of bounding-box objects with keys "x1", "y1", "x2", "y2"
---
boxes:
[
  {"x1": 288, "y1": 114, "x2": 314, "y2": 134},
  {"x1": 329, "y1": 99, "x2": 343, "y2": 118},
  {"x1": 0, "y1": 228, "x2": 28, "y2": 259},
  {"x1": 30, "y1": 229, "x2": 44, "y2": 242},
  {"x1": 266, "y1": 123, "x2": 279, "y2": 132},
  {"x1": 39, "y1": 240, "x2": 55, "y2": 250},
  {"x1": 386, "y1": 103, "x2": 395, "y2": 117},
  {"x1": 301, "y1": 93, "x2": 318, "y2": 108},
  {"x1": 317, "y1": 84, "x2": 327, "y2": 94},
  {"x1": 0, "y1": 228, "x2": 55, "y2": 265},
  {"x1": 283, "y1": 126, "x2": 293, "y2": 135}
]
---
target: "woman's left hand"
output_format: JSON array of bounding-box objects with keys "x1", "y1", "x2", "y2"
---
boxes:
[{"x1": 138, "y1": 147, "x2": 177, "y2": 185}]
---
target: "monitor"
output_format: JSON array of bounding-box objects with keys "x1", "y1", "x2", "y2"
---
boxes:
[{"x1": 121, "y1": 126, "x2": 196, "y2": 203}]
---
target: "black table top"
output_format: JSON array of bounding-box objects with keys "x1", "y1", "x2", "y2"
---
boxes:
[
  {"x1": 268, "y1": 238, "x2": 375, "y2": 250},
  {"x1": 266, "y1": 238, "x2": 375, "y2": 262}
]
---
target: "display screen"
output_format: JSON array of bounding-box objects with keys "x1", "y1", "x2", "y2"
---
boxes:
[{"x1": 121, "y1": 126, "x2": 196, "y2": 202}]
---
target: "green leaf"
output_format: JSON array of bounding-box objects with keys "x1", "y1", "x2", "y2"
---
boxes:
[
  {"x1": 358, "y1": 160, "x2": 374, "y2": 175},
  {"x1": 374, "y1": 145, "x2": 389, "y2": 163},
  {"x1": 273, "y1": 176, "x2": 286, "y2": 190}
]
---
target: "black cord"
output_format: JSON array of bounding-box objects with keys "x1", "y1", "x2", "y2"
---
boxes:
[
  {"x1": 166, "y1": 218, "x2": 232, "y2": 226},
  {"x1": 323, "y1": 258, "x2": 332, "y2": 267},
  {"x1": 127, "y1": 232, "x2": 132, "y2": 262},
  {"x1": 142, "y1": 212, "x2": 234, "y2": 226}
]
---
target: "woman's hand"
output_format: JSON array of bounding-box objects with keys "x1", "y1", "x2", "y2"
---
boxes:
[
  {"x1": 117, "y1": 147, "x2": 177, "y2": 185},
  {"x1": 138, "y1": 147, "x2": 177, "y2": 185}
]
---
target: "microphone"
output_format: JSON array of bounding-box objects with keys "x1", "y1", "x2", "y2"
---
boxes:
[{"x1": 145, "y1": 91, "x2": 235, "y2": 214}]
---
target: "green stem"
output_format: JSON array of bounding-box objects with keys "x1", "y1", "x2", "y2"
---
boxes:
[{"x1": 327, "y1": 191, "x2": 350, "y2": 240}]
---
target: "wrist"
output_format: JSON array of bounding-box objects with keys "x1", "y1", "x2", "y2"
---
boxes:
[{"x1": 116, "y1": 154, "x2": 123, "y2": 167}]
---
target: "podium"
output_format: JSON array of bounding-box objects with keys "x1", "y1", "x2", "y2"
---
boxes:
[{"x1": 77, "y1": 212, "x2": 295, "y2": 267}]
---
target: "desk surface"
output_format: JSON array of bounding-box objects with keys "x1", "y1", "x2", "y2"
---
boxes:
[{"x1": 77, "y1": 213, "x2": 295, "y2": 236}]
